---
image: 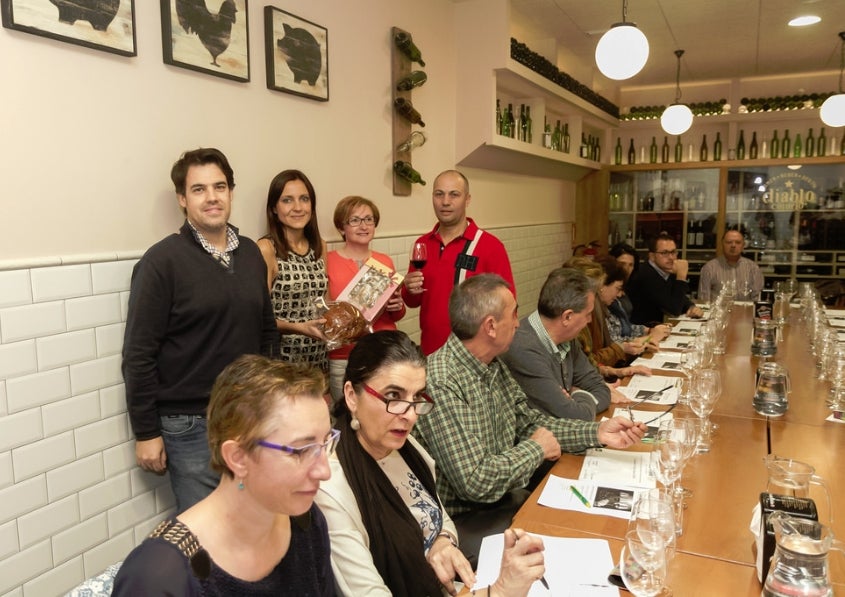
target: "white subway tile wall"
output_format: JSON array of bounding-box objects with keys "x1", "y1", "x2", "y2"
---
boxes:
[{"x1": 0, "y1": 223, "x2": 569, "y2": 595}]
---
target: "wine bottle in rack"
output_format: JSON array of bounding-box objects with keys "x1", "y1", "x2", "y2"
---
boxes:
[
  {"x1": 687, "y1": 220, "x2": 695, "y2": 247},
  {"x1": 627, "y1": 138, "x2": 636, "y2": 164},
  {"x1": 649, "y1": 137, "x2": 658, "y2": 163},
  {"x1": 661, "y1": 136, "x2": 670, "y2": 163},
  {"x1": 393, "y1": 161, "x2": 427, "y2": 185},
  {"x1": 543, "y1": 118, "x2": 552, "y2": 149},
  {"x1": 695, "y1": 220, "x2": 704, "y2": 247},
  {"x1": 674, "y1": 136, "x2": 683, "y2": 162},
  {"x1": 563, "y1": 124, "x2": 571, "y2": 153},
  {"x1": 749, "y1": 131, "x2": 758, "y2": 159},
  {"x1": 736, "y1": 130, "x2": 746, "y2": 160},
  {"x1": 552, "y1": 120, "x2": 561, "y2": 151},
  {"x1": 806, "y1": 128, "x2": 815, "y2": 157},
  {"x1": 793, "y1": 132, "x2": 802, "y2": 158},
  {"x1": 781, "y1": 129, "x2": 791, "y2": 158},
  {"x1": 394, "y1": 30, "x2": 426, "y2": 66},
  {"x1": 771, "y1": 130, "x2": 780, "y2": 159},
  {"x1": 396, "y1": 70, "x2": 427, "y2": 91},
  {"x1": 817, "y1": 128, "x2": 827, "y2": 157},
  {"x1": 700, "y1": 134, "x2": 708, "y2": 161},
  {"x1": 516, "y1": 105, "x2": 525, "y2": 141},
  {"x1": 394, "y1": 98, "x2": 426, "y2": 126},
  {"x1": 615, "y1": 138, "x2": 623, "y2": 165},
  {"x1": 714, "y1": 132, "x2": 722, "y2": 161}
]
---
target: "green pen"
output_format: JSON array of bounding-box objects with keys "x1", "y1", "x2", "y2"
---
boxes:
[{"x1": 569, "y1": 485, "x2": 591, "y2": 508}]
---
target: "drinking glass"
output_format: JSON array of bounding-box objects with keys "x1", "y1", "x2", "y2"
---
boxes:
[
  {"x1": 620, "y1": 529, "x2": 668, "y2": 597},
  {"x1": 689, "y1": 368, "x2": 721, "y2": 452},
  {"x1": 411, "y1": 242, "x2": 427, "y2": 270}
]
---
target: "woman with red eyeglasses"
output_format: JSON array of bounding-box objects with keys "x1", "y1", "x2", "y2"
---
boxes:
[{"x1": 315, "y1": 331, "x2": 543, "y2": 597}]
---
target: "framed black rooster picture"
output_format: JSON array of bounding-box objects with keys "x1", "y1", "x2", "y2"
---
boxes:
[
  {"x1": 264, "y1": 6, "x2": 328, "y2": 101},
  {"x1": 1, "y1": 0, "x2": 137, "y2": 57},
  {"x1": 160, "y1": 0, "x2": 249, "y2": 82}
]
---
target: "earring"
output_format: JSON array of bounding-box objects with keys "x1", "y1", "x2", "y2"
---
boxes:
[
  {"x1": 350, "y1": 414, "x2": 361, "y2": 431},
  {"x1": 237, "y1": 480, "x2": 244, "y2": 491}
]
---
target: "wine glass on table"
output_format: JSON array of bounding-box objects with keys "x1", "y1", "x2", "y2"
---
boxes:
[
  {"x1": 411, "y1": 242, "x2": 427, "y2": 270},
  {"x1": 689, "y1": 369, "x2": 721, "y2": 453},
  {"x1": 620, "y1": 529, "x2": 668, "y2": 597}
]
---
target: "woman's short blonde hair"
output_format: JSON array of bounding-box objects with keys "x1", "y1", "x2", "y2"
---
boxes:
[
  {"x1": 563, "y1": 256, "x2": 605, "y2": 290},
  {"x1": 207, "y1": 355, "x2": 326, "y2": 477}
]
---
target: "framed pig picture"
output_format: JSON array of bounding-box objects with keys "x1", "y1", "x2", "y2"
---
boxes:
[{"x1": 264, "y1": 6, "x2": 328, "y2": 101}]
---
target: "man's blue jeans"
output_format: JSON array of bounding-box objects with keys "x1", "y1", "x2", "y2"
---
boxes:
[{"x1": 160, "y1": 415, "x2": 220, "y2": 513}]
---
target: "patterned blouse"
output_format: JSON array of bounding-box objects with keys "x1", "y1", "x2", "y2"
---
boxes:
[{"x1": 270, "y1": 247, "x2": 328, "y2": 370}]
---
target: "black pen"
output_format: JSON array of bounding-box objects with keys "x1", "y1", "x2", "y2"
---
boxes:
[{"x1": 511, "y1": 529, "x2": 550, "y2": 590}]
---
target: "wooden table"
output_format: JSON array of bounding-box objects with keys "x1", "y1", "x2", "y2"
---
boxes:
[{"x1": 512, "y1": 307, "x2": 845, "y2": 594}]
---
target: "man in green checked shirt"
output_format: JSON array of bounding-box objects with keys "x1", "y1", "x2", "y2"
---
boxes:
[{"x1": 413, "y1": 274, "x2": 646, "y2": 523}]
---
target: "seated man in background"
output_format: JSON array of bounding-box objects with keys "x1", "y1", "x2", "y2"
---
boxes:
[
  {"x1": 626, "y1": 233, "x2": 704, "y2": 324},
  {"x1": 698, "y1": 229, "x2": 764, "y2": 301},
  {"x1": 413, "y1": 274, "x2": 646, "y2": 520},
  {"x1": 500, "y1": 267, "x2": 611, "y2": 422}
]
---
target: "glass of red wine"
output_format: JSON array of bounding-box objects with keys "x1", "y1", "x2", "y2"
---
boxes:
[{"x1": 411, "y1": 242, "x2": 427, "y2": 269}]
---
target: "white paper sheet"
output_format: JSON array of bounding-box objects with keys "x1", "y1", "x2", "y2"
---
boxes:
[
  {"x1": 578, "y1": 448, "x2": 656, "y2": 488},
  {"x1": 669, "y1": 320, "x2": 705, "y2": 335},
  {"x1": 538, "y1": 475, "x2": 642, "y2": 520},
  {"x1": 616, "y1": 376, "x2": 680, "y2": 405},
  {"x1": 474, "y1": 533, "x2": 618, "y2": 596},
  {"x1": 629, "y1": 352, "x2": 683, "y2": 372},
  {"x1": 659, "y1": 334, "x2": 697, "y2": 350}
]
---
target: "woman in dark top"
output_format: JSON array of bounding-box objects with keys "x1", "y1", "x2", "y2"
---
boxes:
[{"x1": 113, "y1": 355, "x2": 336, "y2": 596}]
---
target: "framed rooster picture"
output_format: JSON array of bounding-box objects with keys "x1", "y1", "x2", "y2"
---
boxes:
[
  {"x1": 1, "y1": 0, "x2": 137, "y2": 56},
  {"x1": 264, "y1": 6, "x2": 328, "y2": 101},
  {"x1": 160, "y1": 0, "x2": 249, "y2": 82}
]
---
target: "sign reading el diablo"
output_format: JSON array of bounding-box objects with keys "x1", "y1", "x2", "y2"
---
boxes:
[{"x1": 762, "y1": 172, "x2": 818, "y2": 210}]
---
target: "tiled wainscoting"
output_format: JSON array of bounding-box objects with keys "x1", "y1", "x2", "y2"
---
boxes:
[{"x1": 0, "y1": 222, "x2": 569, "y2": 596}]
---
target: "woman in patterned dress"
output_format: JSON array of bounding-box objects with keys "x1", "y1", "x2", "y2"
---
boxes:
[{"x1": 258, "y1": 170, "x2": 329, "y2": 371}]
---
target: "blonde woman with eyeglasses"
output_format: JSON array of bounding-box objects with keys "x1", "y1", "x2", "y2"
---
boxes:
[{"x1": 326, "y1": 196, "x2": 406, "y2": 403}]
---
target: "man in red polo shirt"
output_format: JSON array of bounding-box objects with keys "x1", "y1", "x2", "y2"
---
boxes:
[{"x1": 403, "y1": 169, "x2": 515, "y2": 355}]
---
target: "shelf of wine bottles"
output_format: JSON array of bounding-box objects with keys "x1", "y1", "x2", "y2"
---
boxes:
[{"x1": 509, "y1": 37, "x2": 619, "y2": 119}]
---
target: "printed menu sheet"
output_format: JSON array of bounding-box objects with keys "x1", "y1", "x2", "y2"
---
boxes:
[
  {"x1": 629, "y1": 352, "x2": 683, "y2": 372},
  {"x1": 474, "y1": 533, "x2": 618, "y2": 596}
]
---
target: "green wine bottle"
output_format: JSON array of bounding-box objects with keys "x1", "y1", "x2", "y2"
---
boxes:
[
  {"x1": 393, "y1": 161, "x2": 426, "y2": 185},
  {"x1": 674, "y1": 136, "x2": 683, "y2": 163},
  {"x1": 393, "y1": 98, "x2": 425, "y2": 127},
  {"x1": 805, "y1": 128, "x2": 815, "y2": 157},
  {"x1": 771, "y1": 130, "x2": 780, "y2": 159},
  {"x1": 506, "y1": 103, "x2": 515, "y2": 138},
  {"x1": 793, "y1": 132, "x2": 802, "y2": 158},
  {"x1": 615, "y1": 138, "x2": 623, "y2": 165},
  {"x1": 661, "y1": 136, "x2": 670, "y2": 163},
  {"x1": 396, "y1": 70, "x2": 427, "y2": 91},
  {"x1": 627, "y1": 138, "x2": 636, "y2": 164},
  {"x1": 700, "y1": 134, "x2": 708, "y2": 161},
  {"x1": 749, "y1": 131, "x2": 758, "y2": 159},
  {"x1": 713, "y1": 132, "x2": 722, "y2": 161},
  {"x1": 394, "y1": 30, "x2": 425, "y2": 66},
  {"x1": 552, "y1": 120, "x2": 561, "y2": 151},
  {"x1": 817, "y1": 127, "x2": 827, "y2": 157},
  {"x1": 649, "y1": 136, "x2": 658, "y2": 163},
  {"x1": 495, "y1": 99, "x2": 502, "y2": 136},
  {"x1": 736, "y1": 130, "x2": 746, "y2": 160},
  {"x1": 781, "y1": 129, "x2": 791, "y2": 158},
  {"x1": 524, "y1": 106, "x2": 533, "y2": 143},
  {"x1": 542, "y1": 118, "x2": 551, "y2": 149},
  {"x1": 562, "y1": 124, "x2": 571, "y2": 153}
]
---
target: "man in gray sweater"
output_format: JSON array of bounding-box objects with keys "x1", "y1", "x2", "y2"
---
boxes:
[{"x1": 501, "y1": 267, "x2": 610, "y2": 421}]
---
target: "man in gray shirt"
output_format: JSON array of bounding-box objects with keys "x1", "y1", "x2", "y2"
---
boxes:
[
  {"x1": 501, "y1": 267, "x2": 610, "y2": 421},
  {"x1": 698, "y1": 229, "x2": 764, "y2": 301}
]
